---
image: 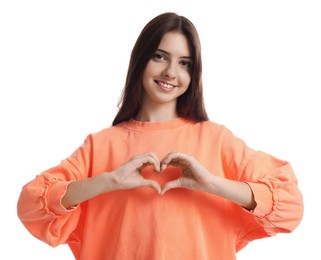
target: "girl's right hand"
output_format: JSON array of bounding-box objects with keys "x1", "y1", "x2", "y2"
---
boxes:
[{"x1": 109, "y1": 152, "x2": 161, "y2": 193}]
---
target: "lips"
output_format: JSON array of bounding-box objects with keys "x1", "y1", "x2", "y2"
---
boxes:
[{"x1": 155, "y1": 80, "x2": 176, "y2": 91}]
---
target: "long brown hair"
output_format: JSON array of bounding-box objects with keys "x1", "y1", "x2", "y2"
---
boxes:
[{"x1": 112, "y1": 12, "x2": 208, "y2": 126}]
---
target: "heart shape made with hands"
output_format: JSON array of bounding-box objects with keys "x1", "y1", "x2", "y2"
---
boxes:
[
  {"x1": 122, "y1": 152, "x2": 204, "y2": 194},
  {"x1": 141, "y1": 165, "x2": 182, "y2": 188}
]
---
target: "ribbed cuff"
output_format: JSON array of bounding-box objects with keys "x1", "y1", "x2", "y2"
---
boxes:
[
  {"x1": 246, "y1": 182, "x2": 273, "y2": 218},
  {"x1": 47, "y1": 180, "x2": 78, "y2": 215}
]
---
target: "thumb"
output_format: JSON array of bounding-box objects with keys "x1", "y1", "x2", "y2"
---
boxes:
[
  {"x1": 160, "y1": 179, "x2": 182, "y2": 195},
  {"x1": 143, "y1": 180, "x2": 161, "y2": 194}
]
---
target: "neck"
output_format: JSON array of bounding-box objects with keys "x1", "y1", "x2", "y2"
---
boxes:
[{"x1": 136, "y1": 101, "x2": 178, "y2": 122}]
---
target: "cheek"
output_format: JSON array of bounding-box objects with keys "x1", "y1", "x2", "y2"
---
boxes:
[
  {"x1": 179, "y1": 70, "x2": 192, "y2": 87},
  {"x1": 142, "y1": 63, "x2": 158, "y2": 82},
  {"x1": 142, "y1": 65, "x2": 153, "y2": 87}
]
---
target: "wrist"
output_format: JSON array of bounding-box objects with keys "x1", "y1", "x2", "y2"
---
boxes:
[{"x1": 100, "y1": 171, "x2": 120, "y2": 193}]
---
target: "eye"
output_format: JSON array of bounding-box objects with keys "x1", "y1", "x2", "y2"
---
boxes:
[
  {"x1": 180, "y1": 60, "x2": 192, "y2": 68},
  {"x1": 152, "y1": 53, "x2": 166, "y2": 61}
]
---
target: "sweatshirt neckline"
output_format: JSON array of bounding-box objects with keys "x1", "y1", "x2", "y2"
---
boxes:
[{"x1": 124, "y1": 117, "x2": 190, "y2": 131}]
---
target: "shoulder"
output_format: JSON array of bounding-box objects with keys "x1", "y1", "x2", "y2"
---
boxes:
[
  {"x1": 193, "y1": 120, "x2": 248, "y2": 147},
  {"x1": 197, "y1": 120, "x2": 224, "y2": 129},
  {"x1": 190, "y1": 120, "x2": 229, "y2": 135},
  {"x1": 85, "y1": 121, "x2": 129, "y2": 143}
]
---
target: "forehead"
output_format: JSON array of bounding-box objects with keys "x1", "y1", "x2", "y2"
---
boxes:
[{"x1": 158, "y1": 31, "x2": 191, "y2": 57}]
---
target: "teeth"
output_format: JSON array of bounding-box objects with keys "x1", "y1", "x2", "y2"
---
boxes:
[{"x1": 158, "y1": 81, "x2": 174, "y2": 89}]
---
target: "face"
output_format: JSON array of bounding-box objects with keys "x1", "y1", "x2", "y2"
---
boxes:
[{"x1": 141, "y1": 31, "x2": 192, "y2": 109}]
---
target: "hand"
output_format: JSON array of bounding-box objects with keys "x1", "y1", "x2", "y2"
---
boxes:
[
  {"x1": 160, "y1": 152, "x2": 214, "y2": 195},
  {"x1": 111, "y1": 152, "x2": 161, "y2": 193}
]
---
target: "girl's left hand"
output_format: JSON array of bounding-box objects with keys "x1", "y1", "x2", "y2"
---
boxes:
[{"x1": 160, "y1": 152, "x2": 214, "y2": 195}]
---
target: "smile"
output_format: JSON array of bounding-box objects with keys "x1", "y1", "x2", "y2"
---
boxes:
[{"x1": 155, "y1": 80, "x2": 176, "y2": 91}]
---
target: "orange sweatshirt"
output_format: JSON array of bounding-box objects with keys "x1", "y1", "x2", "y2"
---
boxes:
[{"x1": 17, "y1": 118, "x2": 303, "y2": 260}]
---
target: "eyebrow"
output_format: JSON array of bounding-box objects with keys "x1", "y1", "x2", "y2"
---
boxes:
[{"x1": 156, "y1": 48, "x2": 193, "y2": 60}]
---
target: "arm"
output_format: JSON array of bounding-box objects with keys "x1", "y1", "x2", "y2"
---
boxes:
[
  {"x1": 17, "y1": 131, "x2": 160, "y2": 246},
  {"x1": 160, "y1": 152, "x2": 257, "y2": 210},
  {"x1": 160, "y1": 132, "x2": 303, "y2": 235},
  {"x1": 220, "y1": 129, "x2": 304, "y2": 234},
  {"x1": 17, "y1": 135, "x2": 94, "y2": 246},
  {"x1": 239, "y1": 151, "x2": 304, "y2": 234},
  {"x1": 61, "y1": 152, "x2": 161, "y2": 209}
]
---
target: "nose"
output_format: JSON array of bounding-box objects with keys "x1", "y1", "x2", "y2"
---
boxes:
[{"x1": 163, "y1": 61, "x2": 177, "y2": 79}]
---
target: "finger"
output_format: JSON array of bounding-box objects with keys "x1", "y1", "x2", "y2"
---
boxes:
[
  {"x1": 148, "y1": 152, "x2": 161, "y2": 173},
  {"x1": 160, "y1": 151, "x2": 179, "y2": 171},
  {"x1": 141, "y1": 180, "x2": 161, "y2": 194},
  {"x1": 135, "y1": 152, "x2": 161, "y2": 172},
  {"x1": 161, "y1": 151, "x2": 177, "y2": 164},
  {"x1": 160, "y1": 179, "x2": 182, "y2": 195},
  {"x1": 161, "y1": 152, "x2": 193, "y2": 172}
]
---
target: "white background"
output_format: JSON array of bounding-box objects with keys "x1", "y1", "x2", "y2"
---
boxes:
[{"x1": 1, "y1": 1, "x2": 320, "y2": 259}]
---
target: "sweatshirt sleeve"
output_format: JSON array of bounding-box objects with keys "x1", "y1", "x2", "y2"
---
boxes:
[
  {"x1": 220, "y1": 128, "x2": 304, "y2": 236},
  {"x1": 241, "y1": 151, "x2": 304, "y2": 235},
  {"x1": 17, "y1": 135, "x2": 93, "y2": 247}
]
